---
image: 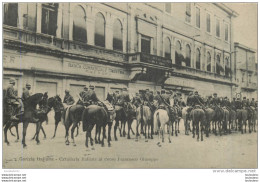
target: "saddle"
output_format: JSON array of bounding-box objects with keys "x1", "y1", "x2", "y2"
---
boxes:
[
  {"x1": 194, "y1": 105, "x2": 202, "y2": 109},
  {"x1": 102, "y1": 100, "x2": 114, "y2": 111}
]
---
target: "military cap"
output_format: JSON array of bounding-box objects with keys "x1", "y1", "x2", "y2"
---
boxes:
[
  {"x1": 84, "y1": 85, "x2": 88, "y2": 90},
  {"x1": 177, "y1": 92, "x2": 182, "y2": 96},
  {"x1": 26, "y1": 83, "x2": 31, "y2": 87},
  {"x1": 252, "y1": 98, "x2": 255, "y2": 100},
  {"x1": 213, "y1": 93, "x2": 217, "y2": 96},
  {"x1": 224, "y1": 96, "x2": 227, "y2": 99},
  {"x1": 243, "y1": 97, "x2": 246, "y2": 99},
  {"x1": 208, "y1": 96, "x2": 212, "y2": 99},
  {"x1": 156, "y1": 91, "x2": 160, "y2": 94},
  {"x1": 9, "y1": 78, "x2": 15, "y2": 84},
  {"x1": 65, "y1": 89, "x2": 70, "y2": 93},
  {"x1": 89, "y1": 85, "x2": 95, "y2": 90},
  {"x1": 145, "y1": 88, "x2": 149, "y2": 91},
  {"x1": 115, "y1": 90, "x2": 120, "y2": 94},
  {"x1": 194, "y1": 91, "x2": 198, "y2": 94},
  {"x1": 122, "y1": 87, "x2": 128, "y2": 91}
]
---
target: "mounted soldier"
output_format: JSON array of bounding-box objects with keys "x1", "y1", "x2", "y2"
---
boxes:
[
  {"x1": 250, "y1": 98, "x2": 256, "y2": 111},
  {"x1": 191, "y1": 91, "x2": 204, "y2": 109},
  {"x1": 210, "y1": 93, "x2": 221, "y2": 108},
  {"x1": 86, "y1": 85, "x2": 99, "y2": 105},
  {"x1": 231, "y1": 97, "x2": 236, "y2": 111},
  {"x1": 63, "y1": 89, "x2": 75, "y2": 107},
  {"x1": 77, "y1": 86, "x2": 88, "y2": 105},
  {"x1": 4, "y1": 78, "x2": 24, "y2": 121},
  {"x1": 132, "y1": 92, "x2": 142, "y2": 108},
  {"x1": 117, "y1": 87, "x2": 130, "y2": 107},
  {"x1": 222, "y1": 97, "x2": 231, "y2": 112},
  {"x1": 22, "y1": 83, "x2": 32, "y2": 101}
]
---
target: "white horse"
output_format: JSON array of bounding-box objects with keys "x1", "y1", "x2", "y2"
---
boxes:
[{"x1": 153, "y1": 109, "x2": 171, "y2": 144}]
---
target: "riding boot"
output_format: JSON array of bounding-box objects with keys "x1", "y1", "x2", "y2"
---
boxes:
[
  {"x1": 11, "y1": 115, "x2": 20, "y2": 121},
  {"x1": 32, "y1": 116, "x2": 39, "y2": 123}
]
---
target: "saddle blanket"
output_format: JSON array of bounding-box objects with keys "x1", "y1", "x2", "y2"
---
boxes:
[{"x1": 103, "y1": 100, "x2": 114, "y2": 111}]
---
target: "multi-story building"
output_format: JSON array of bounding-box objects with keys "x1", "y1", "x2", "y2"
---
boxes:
[
  {"x1": 233, "y1": 42, "x2": 257, "y2": 99},
  {"x1": 3, "y1": 3, "x2": 238, "y2": 101}
]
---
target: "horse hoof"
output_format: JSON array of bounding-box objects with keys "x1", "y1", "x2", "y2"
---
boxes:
[
  {"x1": 95, "y1": 140, "x2": 98, "y2": 144},
  {"x1": 73, "y1": 144, "x2": 77, "y2": 147},
  {"x1": 15, "y1": 140, "x2": 19, "y2": 143},
  {"x1": 127, "y1": 136, "x2": 130, "y2": 139},
  {"x1": 145, "y1": 140, "x2": 148, "y2": 142},
  {"x1": 108, "y1": 143, "x2": 111, "y2": 147},
  {"x1": 201, "y1": 139, "x2": 203, "y2": 141},
  {"x1": 169, "y1": 140, "x2": 171, "y2": 143},
  {"x1": 91, "y1": 147, "x2": 95, "y2": 150},
  {"x1": 37, "y1": 141, "x2": 40, "y2": 145},
  {"x1": 115, "y1": 138, "x2": 118, "y2": 141},
  {"x1": 178, "y1": 131, "x2": 180, "y2": 133},
  {"x1": 151, "y1": 136, "x2": 153, "y2": 139},
  {"x1": 23, "y1": 144, "x2": 27, "y2": 148},
  {"x1": 171, "y1": 134, "x2": 173, "y2": 136},
  {"x1": 101, "y1": 144, "x2": 104, "y2": 147},
  {"x1": 65, "y1": 142, "x2": 70, "y2": 145},
  {"x1": 43, "y1": 137, "x2": 46, "y2": 140},
  {"x1": 6, "y1": 142, "x2": 10, "y2": 146}
]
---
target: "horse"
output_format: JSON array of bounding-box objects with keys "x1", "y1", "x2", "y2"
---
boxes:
[
  {"x1": 51, "y1": 95, "x2": 65, "y2": 139},
  {"x1": 191, "y1": 108, "x2": 205, "y2": 141},
  {"x1": 135, "y1": 105, "x2": 152, "y2": 142},
  {"x1": 63, "y1": 104, "x2": 85, "y2": 146},
  {"x1": 230, "y1": 109, "x2": 237, "y2": 131},
  {"x1": 82, "y1": 105, "x2": 110, "y2": 148},
  {"x1": 212, "y1": 106, "x2": 224, "y2": 136},
  {"x1": 181, "y1": 106, "x2": 192, "y2": 135},
  {"x1": 114, "y1": 102, "x2": 136, "y2": 140},
  {"x1": 170, "y1": 106, "x2": 180, "y2": 137},
  {"x1": 249, "y1": 108, "x2": 257, "y2": 133},
  {"x1": 222, "y1": 107, "x2": 230, "y2": 134},
  {"x1": 204, "y1": 107, "x2": 215, "y2": 137},
  {"x1": 153, "y1": 109, "x2": 171, "y2": 144},
  {"x1": 3, "y1": 93, "x2": 44, "y2": 147},
  {"x1": 236, "y1": 108, "x2": 249, "y2": 134}
]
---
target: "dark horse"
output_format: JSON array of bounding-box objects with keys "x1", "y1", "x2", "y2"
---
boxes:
[
  {"x1": 63, "y1": 104, "x2": 85, "y2": 146},
  {"x1": 114, "y1": 102, "x2": 136, "y2": 140},
  {"x1": 4, "y1": 93, "x2": 43, "y2": 147},
  {"x1": 191, "y1": 108, "x2": 205, "y2": 141},
  {"x1": 50, "y1": 95, "x2": 64, "y2": 139},
  {"x1": 82, "y1": 105, "x2": 112, "y2": 147}
]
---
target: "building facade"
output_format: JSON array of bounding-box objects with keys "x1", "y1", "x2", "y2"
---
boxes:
[
  {"x1": 233, "y1": 42, "x2": 257, "y2": 99},
  {"x1": 3, "y1": 3, "x2": 239, "y2": 101}
]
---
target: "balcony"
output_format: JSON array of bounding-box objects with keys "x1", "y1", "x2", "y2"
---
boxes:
[
  {"x1": 241, "y1": 82, "x2": 257, "y2": 90},
  {"x1": 171, "y1": 64, "x2": 232, "y2": 84},
  {"x1": 128, "y1": 52, "x2": 172, "y2": 70},
  {"x1": 3, "y1": 25, "x2": 127, "y2": 63}
]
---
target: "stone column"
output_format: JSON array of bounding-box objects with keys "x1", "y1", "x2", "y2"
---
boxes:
[
  {"x1": 138, "y1": 33, "x2": 141, "y2": 52},
  {"x1": 171, "y1": 37, "x2": 175, "y2": 64},
  {"x1": 56, "y1": 3, "x2": 63, "y2": 38},
  {"x1": 150, "y1": 38, "x2": 154, "y2": 54},
  {"x1": 17, "y1": 3, "x2": 24, "y2": 29},
  {"x1": 36, "y1": 3, "x2": 42, "y2": 33},
  {"x1": 68, "y1": 4, "x2": 73, "y2": 40}
]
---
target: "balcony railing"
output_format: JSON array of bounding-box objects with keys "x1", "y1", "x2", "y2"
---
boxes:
[
  {"x1": 3, "y1": 25, "x2": 127, "y2": 63},
  {"x1": 172, "y1": 64, "x2": 232, "y2": 82},
  {"x1": 128, "y1": 52, "x2": 172, "y2": 68},
  {"x1": 241, "y1": 82, "x2": 257, "y2": 90}
]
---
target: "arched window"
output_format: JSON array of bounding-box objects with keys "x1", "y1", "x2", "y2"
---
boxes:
[
  {"x1": 225, "y1": 57, "x2": 230, "y2": 77},
  {"x1": 216, "y1": 55, "x2": 221, "y2": 74},
  {"x1": 95, "y1": 13, "x2": 105, "y2": 47},
  {"x1": 185, "y1": 44, "x2": 191, "y2": 67},
  {"x1": 4, "y1": 3, "x2": 18, "y2": 27},
  {"x1": 196, "y1": 48, "x2": 201, "y2": 70},
  {"x1": 164, "y1": 37, "x2": 171, "y2": 59},
  {"x1": 113, "y1": 19, "x2": 123, "y2": 51},
  {"x1": 175, "y1": 41, "x2": 182, "y2": 66},
  {"x1": 207, "y1": 52, "x2": 211, "y2": 72},
  {"x1": 73, "y1": 5, "x2": 87, "y2": 43}
]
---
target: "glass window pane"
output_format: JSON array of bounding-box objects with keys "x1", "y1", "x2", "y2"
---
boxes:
[
  {"x1": 164, "y1": 38, "x2": 171, "y2": 59},
  {"x1": 95, "y1": 13, "x2": 105, "y2": 47},
  {"x1": 185, "y1": 45, "x2": 191, "y2": 67},
  {"x1": 73, "y1": 6, "x2": 87, "y2": 43},
  {"x1": 141, "y1": 35, "x2": 151, "y2": 54},
  {"x1": 207, "y1": 52, "x2": 211, "y2": 72},
  {"x1": 207, "y1": 14, "x2": 210, "y2": 33},
  {"x1": 196, "y1": 7, "x2": 200, "y2": 28},
  {"x1": 113, "y1": 19, "x2": 123, "y2": 51},
  {"x1": 4, "y1": 3, "x2": 18, "y2": 27},
  {"x1": 196, "y1": 49, "x2": 200, "y2": 69}
]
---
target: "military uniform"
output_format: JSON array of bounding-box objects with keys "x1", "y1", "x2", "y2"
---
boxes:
[
  {"x1": 192, "y1": 94, "x2": 204, "y2": 107},
  {"x1": 117, "y1": 89, "x2": 130, "y2": 106},
  {"x1": 231, "y1": 98, "x2": 236, "y2": 110},
  {"x1": 22, "y1": 85, "x2": 32, "y2": 101},
  {"x1": 63, "y1": 92, "x2": 75, "y2": 105},
  {"x1": 132, "y1": 93, "x2": 142, "y2": 107},
  {"x1": 85, "y1": 86, "x2": 99, "y2": 105},
  {"x1": 210, "y1": 95, "x2": 221, "y2": 106},
  {"x1": 235, "y1": 99, "x2": 242, "y2": 110},
  {"x1": 241, "y1": 98, "x2": 249, "y2": 108},
  {"x1": 186, "y1": 93, "x2": 193, "y2": 107},
  {"x1": 161, "y1": 91, "x2": 170, "y2": 105}
]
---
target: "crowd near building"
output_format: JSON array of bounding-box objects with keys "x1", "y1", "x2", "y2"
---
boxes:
[{"x1": 3, "y1": 3, "x2": 257, "y2": 101}]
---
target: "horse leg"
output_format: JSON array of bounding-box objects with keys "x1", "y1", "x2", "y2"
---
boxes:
[
  {"x1": 75, "y1": 124, "x2": 79, "y2": 137},
  {"x1": 95, "y1": 126, "x2": 99, "y2": 144},
  {"x1": 101, "y1": 125, "x2": 105, "y2": 147},
  {"x1": 114, "y1": 120, "x2": 119, "y2": 141},
  {"x1": 9, "y1": 124, "x2": 16, "y2": 137},
  {"x1": 71, "y1": 122, "x2": 78, "y2": 146},
  {"x1": 192, "y1": 121, "x2": 195, "y2": 138},
  {"x1": 145, "y1": 124, "x2": 148, "y2": 142},
  {"x1": 65, "y1": 126, "x2": 70, "y2": 145},
  {"x1": 98, "y1": 126, "x2": 102, "y2": 144},
  {"x1": 31, "y1": 124, "x2": 37, "y2": 140},
  {"x1": 201, "y1": 122, "x2": 203, "y2": 141},
  {"x1": 127, "y1": 119, "x2": 131, "y2": 139},
  {"x1": 175, "y1": 121, "x2": 178, "y2": 137},
  {"x1": 85, "y1": 124, "x2": 94, "y2": 148},
  {"x1": 123, "y1": 121, "x2": 126, "y2": 137},
  {"x1": 107, "y1": 122, "x2": 112, "y2": 147},
  {"x1": 197, "y1": 123, "x2": 199, "y2": 141},
  {"x1": 41, "y1": 125, "x2": 46, "y2": 139},
  {"x1": 178, "y1": 120, "x2": 180, "y2": 133},
  {"x1": 22, "y1": 121, "x2": 29, "y2": 148},
  {"x1": 168, "y1": 125, "x2": 171, "y2": 143},
  {"x1": 162, "y1": 124, "x2": 164, "y2": 143},
  {"x1": 15, "y1": 123, "x2": 19, "y2": 142},
  {"x1": 4, "y1": 121, "x2": 12, "y2": 145},
  {"x1": 135, "y1": 120, "x2": 139, "y2": 141},
  {"x1": 52, "y1": 120, "x2": 59, "y2": 139},
  {"x1": 35, "y1": 122, "x2": 42, "y2": 145}
]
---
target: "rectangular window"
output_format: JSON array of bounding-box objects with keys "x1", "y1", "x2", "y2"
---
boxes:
[
  {"x1": 141, "y1": 35, "x2": 151, "y2": 54},
  {"x1": 41, "y1": 3, "x2": 58, "y2": 36},
  {"x1": 206, "y1": 13, "x2": 211, "y2": 33},
  {"x1": 225, "y1": 24, "x2": 229, "y2": 41},
  {"x1": 242, "y1": 73, "x2": 245, "y2": 82},
  {"x1": 216, "y1": 19, "x2": 220, "y2": 37},
  {"x1": 4, "y1": 3, "x2": 18, "y2": 27},
  {"x1": 185, "y1": 3, "x2": 191, "y2": 23},
  {"x1": 196, "y1": 7, "x2": 200, "y2": 28},
  {"x1": 165, "y1": 3, "x2": 171, "y2": 14},
  {"x1": 248, "y1": 74, "x2": 252, "y2": 83}
]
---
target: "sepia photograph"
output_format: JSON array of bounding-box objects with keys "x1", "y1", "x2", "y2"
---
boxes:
[{"x1": 1, "y1": 1, "x2": 258, "y2": 173}]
